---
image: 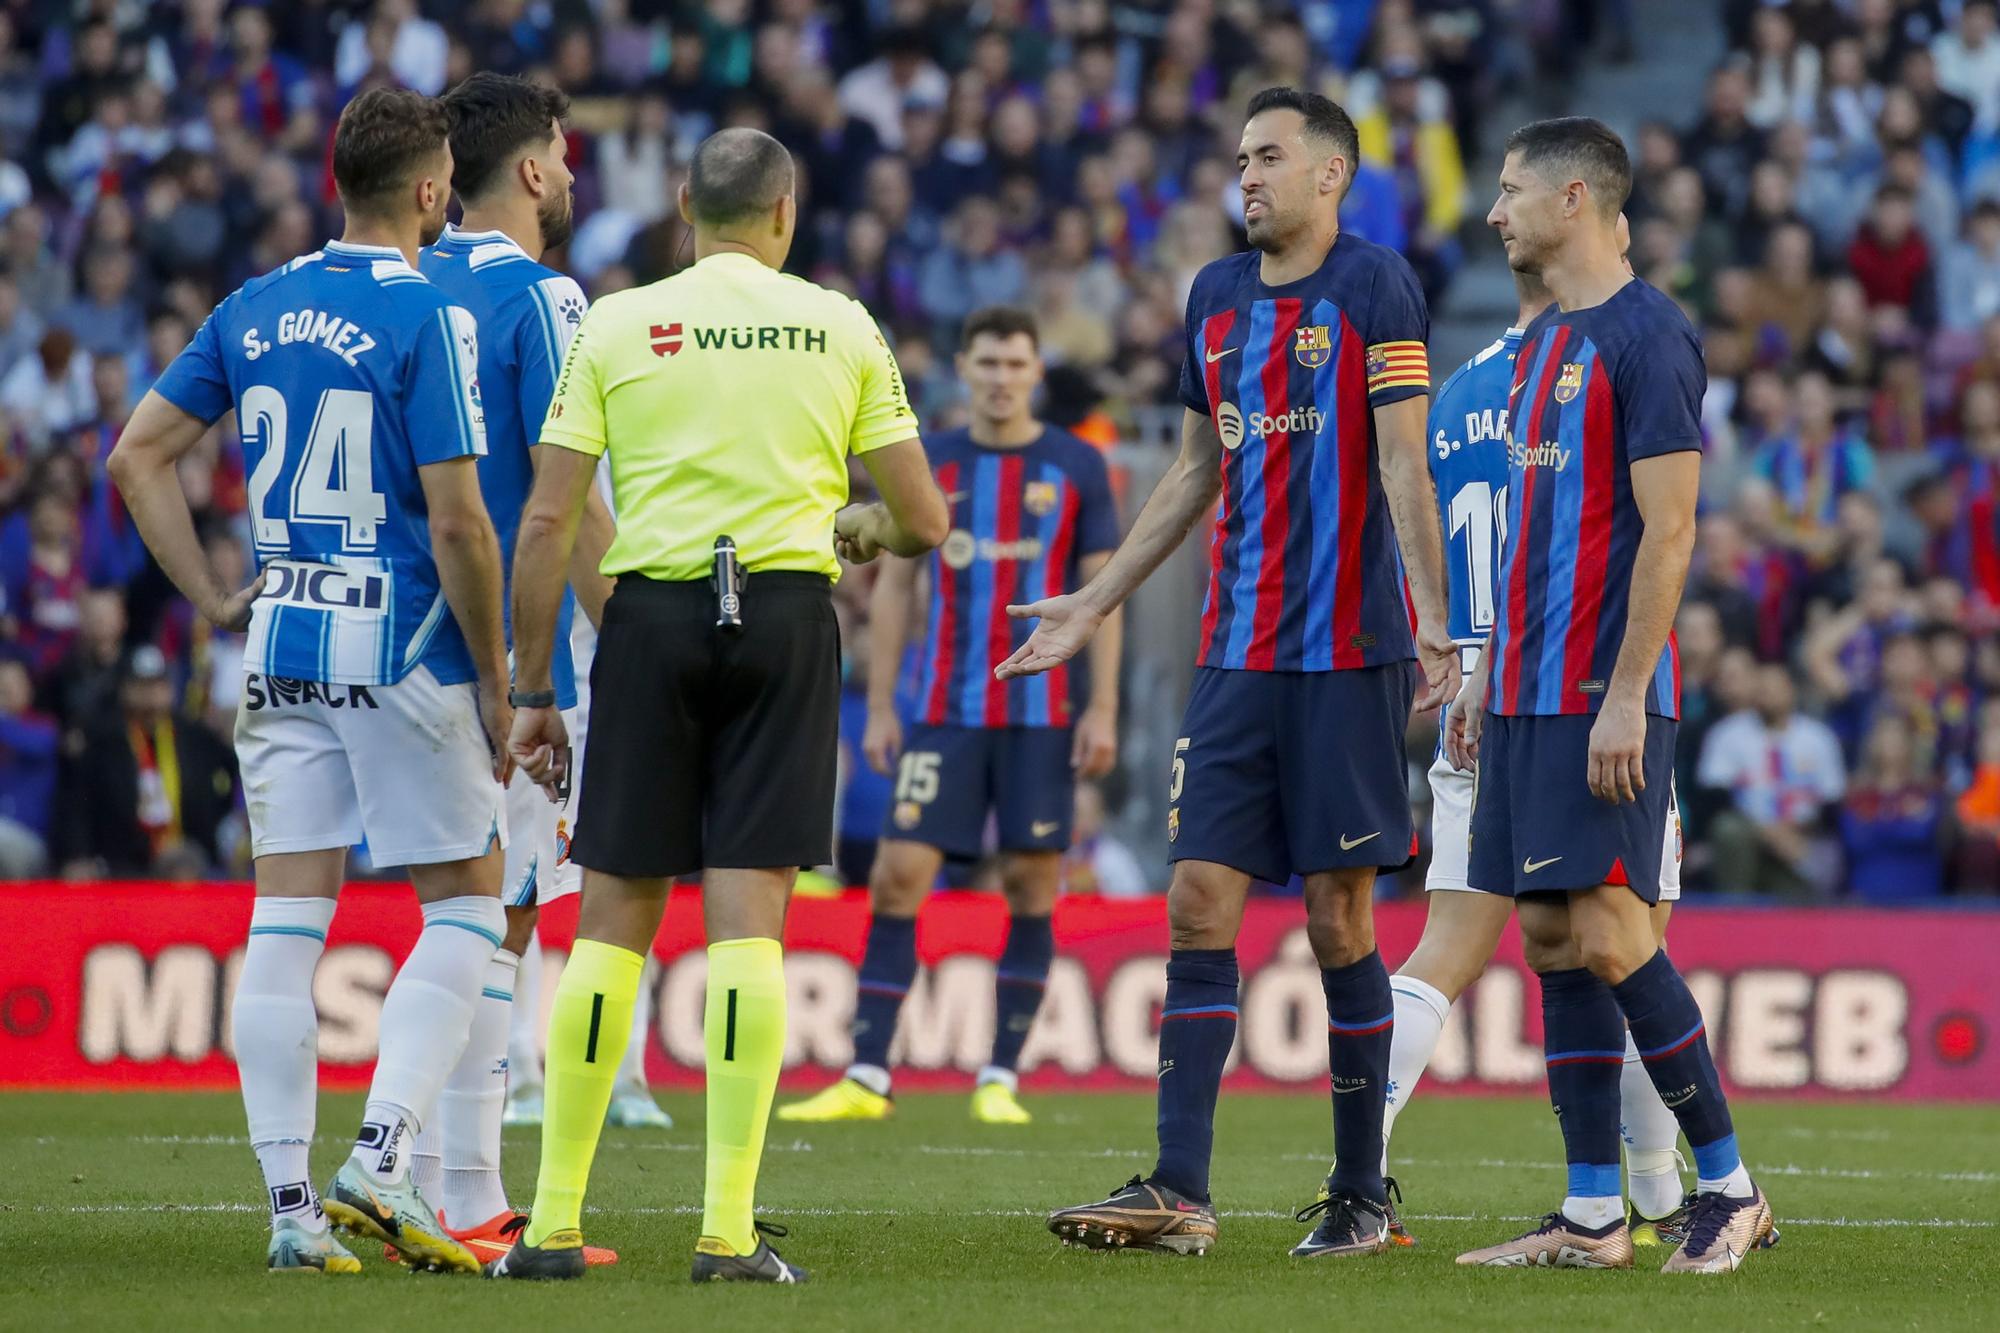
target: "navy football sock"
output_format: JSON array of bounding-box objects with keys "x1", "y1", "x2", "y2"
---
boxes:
[
  {"x1": 1150, "y1": 949, "x2": 1239, "y2": 1203},
  {"x1": 1540, "y1": 967, "x2": 1627, "y2": 1208},
  {"x1": 849, "y1": 914, "x2": 918, "y2": 1076},
  {"x1": 1612, "y1": 950, "x2": 1741, "y2": 1181},
  {"x1": 988, "y1": 913, "x2": 1054, "y2": 1073},
  {"x1": 1322, "y1": 951, "x2": 1394, "y2": 1204}
]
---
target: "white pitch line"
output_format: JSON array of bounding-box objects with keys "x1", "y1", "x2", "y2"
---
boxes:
[{"x1": 19, "y1": 1203, "x2": 1995, "y2": 1229}]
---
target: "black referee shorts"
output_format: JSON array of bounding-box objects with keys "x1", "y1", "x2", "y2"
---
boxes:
[{"x1": 570, "y1": 572, "x2": 840, "y2": 878}]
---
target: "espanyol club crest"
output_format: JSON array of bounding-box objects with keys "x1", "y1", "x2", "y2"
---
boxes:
[
  {"x1": 1294, "y1": 324, "x2": 1333, "y2": 368},
  {"x1": 1023, "y1": 481, "x2": 1059, "y2": 516},
  {"x1": 1554, "y1": 362, "x2": 1584, "y2": 403}
]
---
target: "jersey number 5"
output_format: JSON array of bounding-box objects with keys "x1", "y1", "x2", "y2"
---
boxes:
[{"x1": 243, "y1": 385, "x2": 389, "y2": 552}]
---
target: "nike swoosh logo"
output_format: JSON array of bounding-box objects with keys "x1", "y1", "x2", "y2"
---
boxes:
[
  {"x1": 1664, "y1": 1090, "x2": 1696, "y2": 1108},
  {"x1": 1523, "y1": 855, "x2": 1563, "y2": 874},
  {"x1": 1339, "y1": 831, "x2": 1381, "y2": 851},
  {"x1": 1332, "y1": 1084, "x2": 1368, "y2": 1094},
  {"x1": 1205, "y1": 346, "x2": 1237, "y2": 363},
  {"x1": 1031, "y1": 820, "x2": 1061, "y2": 837}
]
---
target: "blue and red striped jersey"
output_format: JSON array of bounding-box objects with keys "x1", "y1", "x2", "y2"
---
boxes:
[
  {"x1": 917, "y1": 427, "x2": 1120, "y2": 727},
  {"x1": 1176, "y1": 233, "x2": 1430, "y2": 673},
  {"x1": 1486, "y1": 280, "x2": 1704, "y2": 719}
]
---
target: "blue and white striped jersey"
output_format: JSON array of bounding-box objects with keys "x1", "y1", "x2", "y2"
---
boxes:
[
  {"x1": 1428, "y1": 326, "x2": 1522, "y2": 648},
  {"x1": 420, "y1": 224, "x2": 585, "y2": 709},
  {"x1": 153, "y1": 240, "x2": 487, "y2": 686}
]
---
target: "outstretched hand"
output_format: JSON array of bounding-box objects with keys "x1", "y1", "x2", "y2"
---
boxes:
[{"x1": 993, "y1": 593, "x2": 1104, "y2": 680}]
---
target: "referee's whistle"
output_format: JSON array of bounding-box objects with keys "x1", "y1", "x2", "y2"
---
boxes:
[{"x1": 712, "y1": 534, "x2": 745, "y2": 635}]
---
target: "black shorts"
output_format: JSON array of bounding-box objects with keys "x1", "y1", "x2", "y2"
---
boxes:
[
  {"x1": 883, "y1": 723, "x2": 1075, "y2": 857},
  {"x1": 571, "y1": 572, "x2": 840, "y2": 878}
]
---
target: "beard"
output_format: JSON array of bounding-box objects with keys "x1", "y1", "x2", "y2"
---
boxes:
[
  {"x1": 538, "y1": 189, "x2": 574, "y2": 251},
  {"x1": 1503, "y1": 226, "x2": 1559, "y2": 276}
]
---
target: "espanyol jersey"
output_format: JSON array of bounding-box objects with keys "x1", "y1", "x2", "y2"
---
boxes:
[
  {"x1": 916, "y1": 427, "x2": 1120, "y2": 727},
  {"x1": 421, "y1": 224, "x2": 585, "y2": 709},
  {"x1": 1486, "y1": 280, "x2": 1703, "y2": 719},
  {"x1": 1429, "y1": 327, "x2": 1523, "y2": 648},
  {"x1": 1176, "y1": 233, "x2": 1429, "y2": 672},
  {"x1": 153, "y1": 240, "x2": 487, "y2": 687}
]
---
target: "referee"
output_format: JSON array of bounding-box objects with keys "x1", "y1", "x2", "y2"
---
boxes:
[{"x1": 489, "y1": 127, "x2": 947, "y2": 1285}]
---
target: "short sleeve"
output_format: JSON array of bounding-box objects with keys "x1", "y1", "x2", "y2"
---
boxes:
[
  {"x1": 405, "y1": 304, "x2": 487, "y2": 465},
  {"x1": 1177, "y1": 281, "x2": 1209, "y2": 414},
  {"x1": 850, "y1": 305, "x2": 919, "y2": 455},
  {"x1": 1363, "y1": 254, "x2": 1431, "y2": 406},
  {"x1": 537, "y1": 305, "x2": 608, "y2": 458},
  {"x1": 518, "y1": 274, "x2": 588, "y2": 433},
  {"x1": 151, "y1": 304, "x2": 233, "y2": 424},
  {"x1": 1616, "y1": 323, "x2": 1705, "y2": 461},
  {"x1": 1071, "y1": 444, "x2": 1121, "y2": 556}
]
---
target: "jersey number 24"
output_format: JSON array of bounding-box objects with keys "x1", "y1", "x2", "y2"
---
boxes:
[{"x1": 242, "y1": 385, "x2": 388, "y2": 552}]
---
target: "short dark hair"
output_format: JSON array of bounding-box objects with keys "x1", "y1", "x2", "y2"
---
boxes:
[
  {"x1": 1503, "y1": 117, "x2": 1632, "y2": 217},
  {"x1": 442, "y1": 73, "x2": 569, "y2": 201},
  {"x1": 686, "y1": 127, "x2": 795, "y2": 227},
  {"x1": 332, "y1": 88, "x2": 450, "y2": 215},
  {"x1": 961, "y1": 306, "x2": 1039, "y2": 350},
  {"x1": 1244, "y1": 86, "x2": 1360, "y2": 173}
]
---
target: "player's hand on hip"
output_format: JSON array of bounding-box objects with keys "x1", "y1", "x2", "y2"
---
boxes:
[
  {"x1": 477, "y1": 687, "x2": 517, "y2": 787},
  {"x1": 1072, "y1": 703, "x2": 1118, "y2": 778},
  {"x1": 1414, "y1": 621, "x2": 1462, "y2": 712},
  {"x1": 1587, "y1": 697, "x2": 1647, "y2": 804},
  {"x1": 862, "y1": 706, "x2": 902, "y2": 775},
  {"x1": 834, "y1": 503, "x2": 885, "y2": 564},
  {"x1": 995, "y1": 593, "x2": 1102, "y2": 680},
  {"x1": 1444, "y1": 671, "x2": 1485, "y2": 773},
  {"x1": 508, "y1": 704, "x2": 570, "y2": 795},
  {"x1": 208, "y1": 572, "x2": 266, "y2": 633}
]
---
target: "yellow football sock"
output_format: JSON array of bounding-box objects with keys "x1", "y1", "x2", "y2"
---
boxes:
[
  {"x1": 525, "y1": 938, "x2": 642, "y2": 1246},
  {"x1": 700, "y1": 936, "x2": 786, "y2": 1255}
]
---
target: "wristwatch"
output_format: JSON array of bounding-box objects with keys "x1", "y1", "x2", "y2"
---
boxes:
[{"x1": 508, "y1": 689, "x2": 557, "y2": 708}]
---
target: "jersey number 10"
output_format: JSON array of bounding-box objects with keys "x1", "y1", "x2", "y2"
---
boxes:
[
  {"x1": 242, "y1": 385, "x2": 389, "y2": 552},
  {"x1": 1447, "y1": 480, "x2": 1510, "y2": 633}
]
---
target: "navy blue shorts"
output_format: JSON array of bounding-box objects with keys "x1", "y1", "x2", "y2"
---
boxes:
[
  {"x1": 882, "y1": 724, "x2": 1073, "y2": 857},
  {"x1": 1467, "y1": 712, "x2": 1678, "y2": 901},
  {"x1": 1168, "y1": 664, "x2": 1417, "y2": 885}
]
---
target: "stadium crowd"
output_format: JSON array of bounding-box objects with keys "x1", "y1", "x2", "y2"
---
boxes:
[{"x1": 0, "y1": 0, "x2": 1994, "y2": 903}]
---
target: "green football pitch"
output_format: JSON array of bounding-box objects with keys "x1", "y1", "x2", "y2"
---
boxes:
[{"x1": 3, "y1": 1090, "x2": 1995, "y2": 1330}]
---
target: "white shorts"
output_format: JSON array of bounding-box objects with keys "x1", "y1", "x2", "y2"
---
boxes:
[
  {"x1": 235, "y1": 666, "x2": 506, "y2": 865},
  {"x1": 1426, "y1": 747, "x2": 1681, "y2": 901},
  {"x1": 503, "y1": 707, "x2": 581, "y2": 907}
]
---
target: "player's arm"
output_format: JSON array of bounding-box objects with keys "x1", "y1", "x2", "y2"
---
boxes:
[
  {"x1": 839, "y1": 437, "x2": 950, "y2": 559},
  {"x1": 1591, "y1": 450, "x2": 1699, "y2": 804},
  {"x1": 420, "y1": 455, "x2": 512, "y2": 782},
  {"x1": 108, "y1": 392, "x2": 264, "y2": 630},
  {"x1": 861, "y1": 555, "x2": 919, "y2": 773},
  {"x1": 997, "y1": 409, "x2": 1221, "y2": 680},
  {"x1": 518, "y1": 278, "x2": 615, "y2": 628},
  {"x1": 528, "y1": 442, "x2": 615, "y2": 629},
  {"x1": 1072, "y1": 549, "x2": 1122, "y2": 777},
  {"x1": 1376, "y1": 393, "x2": 1458, "y2": 710}
]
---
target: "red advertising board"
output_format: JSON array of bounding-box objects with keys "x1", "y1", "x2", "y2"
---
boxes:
[{"x1": 1, "y1": 883, "x2": 1992, "y2": 1099}]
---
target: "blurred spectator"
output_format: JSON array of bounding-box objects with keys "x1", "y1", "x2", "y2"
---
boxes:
[
  {"x1": 1683, "y1": 61, "x2": 1767, "y2": 219},
  {"x1": 1753, "y1": 369, "x2": 1876, "y2": 542},
  {"x1": 1940, "y1": 199, "x2": 2000, "y2": 333},
  {"x1": 0, "y1": 655, "x2": 55, "y2": 875},
  {"x1": 1841, "y1": 714, "x2": 1947, "y2": 901},
  {"x1": 2, "y1": 492, "x2": 87, "y2": 682},
  {"x1": 1932, "y1": 0, "x2": 2000, "y2": 132},
  {"x1": 917, "y1": 195, "x2": 1026, "y2": 351},
  {"x1": 838, "y1": 25, "x2": 946, "y2": 151},
  {"x1": 1062, "y1": 780, "x2": 1148, "y2": 898},
  {"x1": 1847, "y1": 185, "x2": 1935, "y2": 323},
  {"x1": 1698, "y1": 663, "x2": 1847, "y2": 896},
  {"x1": 334, "y1": 0, "x2": 449, "y2": 97},
  {"x1": 0, "y1": 328, "x2": 95, "y2": 448},
  {"x1": 0, "y1": 273, "x2": 43, "y2": 384},
  {"x1": 1953, "y1": 706, "x2": 2000, "y2": 888},
  {"x1": 57, "y1": 645, "x2": 235, "y2": 879},
  {"x1": 1355, "y1": 50, "x2": 1466, "y2": 303}
]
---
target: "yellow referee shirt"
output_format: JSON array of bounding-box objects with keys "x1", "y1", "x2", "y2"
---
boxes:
[{"x1": 538, "y1": 251, "x2": 918, "y2": 581}]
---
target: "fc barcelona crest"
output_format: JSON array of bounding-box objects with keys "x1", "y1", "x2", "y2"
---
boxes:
[
  {"x1": 1023, "y1": 481, "x2": 1059, "y2": 516},
  {"x1": 1554, "y1": 362, "x2": 1584, "y2": 403},
  {"x1": 1295, "y1": 324, "x2": 1333, "y2": 369}
]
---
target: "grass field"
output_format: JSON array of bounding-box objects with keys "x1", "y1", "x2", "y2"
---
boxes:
[{"x1": 3, "y1": 1089, "x2": 1996, "y2": 1331}]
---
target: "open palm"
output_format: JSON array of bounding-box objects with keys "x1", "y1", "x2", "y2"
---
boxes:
[{"x1": 993, "y1": 593, "x2": 1103, "y2": 680}]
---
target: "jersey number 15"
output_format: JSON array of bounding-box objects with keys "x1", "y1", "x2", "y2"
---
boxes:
[{"x1": 242, "y1": 385, "x2": 388, "y2": 552}]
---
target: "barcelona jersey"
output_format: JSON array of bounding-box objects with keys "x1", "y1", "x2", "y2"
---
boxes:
[
  {"x1": 1176, "y1": 233, "x2": 1430, "y2": 673},
  {"x1": 1486, "y1": 280, "x2": 1704, "y2": 719},
  {"x1": 916, "y1": 427, "x2": 1120, "y2": 727}
]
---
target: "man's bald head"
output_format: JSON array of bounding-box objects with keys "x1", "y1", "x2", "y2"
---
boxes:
[{"x1": 686, "y1": 127, "x2": 796, "y2": 228}]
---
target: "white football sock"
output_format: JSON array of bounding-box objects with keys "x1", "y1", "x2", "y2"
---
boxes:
[
  {"x1": 1562, "y1": 1194, "x2": 1623, "y2": 1230},
  {"x1": 235, "y1": 896, "x2": 337, "y2": 1232},
  {"x1": 1699, "y1": 1162, "x2": 1755, "y2": 1199},
  {"x1": 1382, "y1": 974, "x2": 1451, "y2": 1175},
  {"x1": 614, "y1": 959, "x2": 655, "y2": 1093},
  {"x1": 975, "y1": 1065, "x2": 1018, "y2": 1092},
  {"x1": 1620, "y1": 1029, "x2": 1686, "y2": 1217},
  {"x1": 506, "y1": 935, "x2": 544, "y2": 1092},
  {"x1": 436, "y1": 950, "x2": 518, "y2": 1226},
  {"x1": 845, "y1": 1063, "x2": 891, "y2": 1096},
  {"x1": 353, "y1": 895, "x2": 504, "y2": 1183}
]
